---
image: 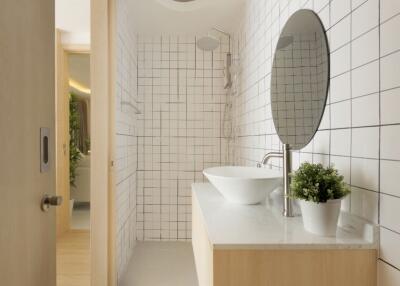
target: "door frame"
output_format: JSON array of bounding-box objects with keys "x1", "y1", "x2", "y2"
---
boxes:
[
  {"x1": 91, "y1": 0, "x2": 117, "y2": 286},
  {"x1": 55, "y1": 30, "x2": 91, "y2": 238}
]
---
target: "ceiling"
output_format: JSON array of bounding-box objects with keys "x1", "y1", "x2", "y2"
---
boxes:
[
  {"x1": 128, "y1": 0, "x2": 245, "y2": 35},
  {"x1": 55, "y1": 0, "x2": 90, "y2": 45}
]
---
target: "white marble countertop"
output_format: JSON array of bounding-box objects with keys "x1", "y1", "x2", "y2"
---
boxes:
[{"x1": 192, "y1": 183, "x2": 378, "y2": 250}]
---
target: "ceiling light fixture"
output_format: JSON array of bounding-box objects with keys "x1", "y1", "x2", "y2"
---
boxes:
[{"x1": 69, "y1": 79, "x2": 91, "y2": 94}]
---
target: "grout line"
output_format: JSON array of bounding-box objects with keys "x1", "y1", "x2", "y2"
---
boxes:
[
  {"x1": 380, "y1": 225, "x2": 400, "y2": 236},
  {"x1": 378, "y1": 0, "x2": 382, "y2": 226},
  {"x1": 380, "y1": 192, "x2": 400, "y2": 200},
  {"x1": 379, "y1": 259, "x2": 400, "y2": 272},
  {"x1": 349, "y1": 0, "x2": 354, "y2": 213}
]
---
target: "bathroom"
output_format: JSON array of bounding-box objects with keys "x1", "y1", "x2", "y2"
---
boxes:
[
  {"x1": 0, "y1": 0, "x2": 399, "y2": 286},
  {"x1": 114, "y1": 0, "x2": 400, "y2": 285}
]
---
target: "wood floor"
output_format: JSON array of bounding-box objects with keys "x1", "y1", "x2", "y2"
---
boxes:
[{"x1": 57, "y1": 230, "x2": 91, "y2": 286}]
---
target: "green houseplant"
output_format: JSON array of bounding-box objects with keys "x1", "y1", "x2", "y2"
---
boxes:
[
  {"x1": 69, "y1": 93, "x2": 82, "y2": 187},
  {"x1": 291, "y1": 163, "x2": 350, "y2": 236},
  {"x1": 69, "y1": 94, "x2": 82, "y2": 216}
]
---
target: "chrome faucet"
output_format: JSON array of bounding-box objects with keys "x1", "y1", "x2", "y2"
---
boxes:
[
  {"x1": 257, "y1": 152, "x2": 283, "y2": 168},
  {"x1": 257, "y1": 144, "x2": 294, "y2": 217}
]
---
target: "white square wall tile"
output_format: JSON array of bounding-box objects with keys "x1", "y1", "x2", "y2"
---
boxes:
[
  {"x1": 381, "y1": 15, "x2": 400, "y2": 57},
  {"x1": 351, "y1": 93, "x2": 380, "y2": 127},
  {"x1": 380, "y1": 194, "x2": 400, "y2": 233},
  {"x1": 299, "y1": 153, "x2": 313, "y2": 164},
  {"x1": 330, "y1": 44, "x2": 351, "y2": 77},
  {"x1": 330, "y1": 15, "x2": 351, "y2": 51},
  {"x1": 381, "y1": 88, "x2": 400, "y2": 125},
  {"x1": 380, "y1": 227, "x2": 400, "y2": 269},
  {"x1": 331, "y1": 0, "x2": 351, "y2": 25},
  {"x1": 352, "y1": 0, "x2": 367, "y2": 9},
  {"x1": 331, "y1": 129, "x2": 351, "y2": 156},
  {"x1": 351, "y1": 127, "x2": 380, "y2": 158},
  {"x1": 351, "y1": 27, "x2": 379, "y2": 68},
  {"x1": 331, "y1": 100, "x2": 351, "y2": 128},
  {"x1": 313, "y1": 130, "x2": 330, "y2": 154},
  {"x1": 313, "y1": 154, "x2": 330, "y2": 166},
  {"x1": 319, "y1": 105, "x2": 330, "y2": 130},
  {"x1": 330, "y1": 155, "x2": 351, "y2": 183},
  {"x1": 351, "y1": 158, "x2": 379, "y2": 191},
  {"x1": 314, "y1": 0, "x2": 330, "y2": 11},
  {"x1": 381, "y1": 160, "x2": 400, "y2": 197},
  {"x1": 381, "y1": 0, "x2": 400, "y2": 23},
  {"x1": 381, "y1": 51, "x2": 400, "y2": 91},
  {"x1": 350, "y1": 187, "x2": 378, "y2": 223},
  {"x1": 378, "y1": 261, "x2": 400, "y2": 286},
  {"x1": 318, "y1": 4, "x2": 330, "y2": 28},
  {"x1": 352, "y1": 60, "x2": 379, "y2": 98},
  {"x1": 381, "y1": 125, "x2": 400, "y2": 160},
  {"x1": 351, "y1": 0, "x2": 379, "y2": 39},
  {"x1": 330, "y1": 72, "x2": 351, "y2": 103}
]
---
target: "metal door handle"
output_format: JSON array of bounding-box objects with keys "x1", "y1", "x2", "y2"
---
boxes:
[{"x1": 41, "y1": 194, "x2": 63, "y2": 212}]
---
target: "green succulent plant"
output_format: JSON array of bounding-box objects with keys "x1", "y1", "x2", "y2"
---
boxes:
[{"x1": 290, "y1": 162, "x2": 350, "y2": 203}]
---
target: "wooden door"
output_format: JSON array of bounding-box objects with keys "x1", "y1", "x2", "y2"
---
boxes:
[{"x1": 0, "y1": 0, "x2": 56, "y2": 285}]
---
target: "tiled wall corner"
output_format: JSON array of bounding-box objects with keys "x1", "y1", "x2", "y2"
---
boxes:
[
  {"x1": 116, "y1": 0, "x2": 138, "y2": 282},
  {"x1": 231, "y1": 0, "x2": 400, "y2": 283}
]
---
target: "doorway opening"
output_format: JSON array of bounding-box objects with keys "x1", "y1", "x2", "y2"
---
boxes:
[
  {"x1": 55, "y1": 36, "x2": 91, "y2": 286},
  {"x1": 68, "y1": 52, "x2": 91, "y2": 231}
]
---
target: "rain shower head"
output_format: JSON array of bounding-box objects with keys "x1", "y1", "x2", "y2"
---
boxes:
[
  {"x1": 196, "y1": 27, "x2": 232, "y2": 52},
  {"x1": 197, "y1": 28, "x2": 234, "y2": 89},
  {"x1": 196, "y1": 35, "x2": 220, "y2": 51}
]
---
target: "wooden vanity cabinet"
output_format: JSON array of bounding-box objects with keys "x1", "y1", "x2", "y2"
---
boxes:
[{"x1": 192, "y1": 195, "x2": 377, "y2": 286}]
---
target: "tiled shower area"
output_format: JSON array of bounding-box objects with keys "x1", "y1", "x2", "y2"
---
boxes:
[
  {"x1": 115, "y1": 0, "x2": 400, "y2": 285},
  {"x1": 135, "y1": 36, "x2": 230, "y2": 241}
]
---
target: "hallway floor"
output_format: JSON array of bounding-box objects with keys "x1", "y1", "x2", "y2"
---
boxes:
[
  {"x1": 71, "y1": 208, "x2": 90, "y2": 230},
  {"x1": 56, "y1": 230, "x2": 90, "y2": 286},
  {"x1": 120, "y1": 242, "x2": 198, "y2": 286}
]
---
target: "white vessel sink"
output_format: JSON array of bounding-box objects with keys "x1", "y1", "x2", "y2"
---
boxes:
[{"x1": 203, "y1": 166, "x2": 282, "y2": 205}]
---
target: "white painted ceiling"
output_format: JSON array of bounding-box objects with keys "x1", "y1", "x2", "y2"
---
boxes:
[
  {"x1": 128, "y1": 0, "x2": 245, "y2": 35},
  {"x1": 55, "y1": 0, "x2": 90, "y2": 45}
]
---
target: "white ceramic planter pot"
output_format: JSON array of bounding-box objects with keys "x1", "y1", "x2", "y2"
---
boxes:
[{"x1": 299, "y1": 199, "x2": 341, "y2": 237}]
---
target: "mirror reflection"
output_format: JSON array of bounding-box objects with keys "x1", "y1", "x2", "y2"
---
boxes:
[{"x1": 271, "y1": 9, "x2": 329, "y2": 150}]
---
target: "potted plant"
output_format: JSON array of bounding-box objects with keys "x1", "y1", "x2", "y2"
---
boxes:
[
  {"x1": 69, "y1": 94, "x2": 82, "y2": 216},
  {"x1": 290, "y1": 163, "x2": 350, "y2": 236}
]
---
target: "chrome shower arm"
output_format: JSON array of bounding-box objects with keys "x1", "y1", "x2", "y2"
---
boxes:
[{"x1": 212, "y1": 27, "x2": 231, "y2": 52}]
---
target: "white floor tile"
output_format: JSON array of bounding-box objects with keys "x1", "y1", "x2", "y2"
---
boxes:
[{"x1": 120, "y1": 241, "x2": 198, "y2": 286}]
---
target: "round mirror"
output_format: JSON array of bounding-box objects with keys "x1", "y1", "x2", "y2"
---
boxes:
[{"x1": 271, "y1": 9, "x2": 329, "y2": 150}]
